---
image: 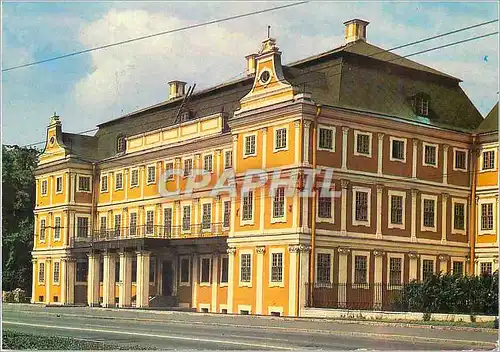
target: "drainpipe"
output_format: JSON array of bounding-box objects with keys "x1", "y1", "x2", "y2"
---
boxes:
[
  {"x1": 469, "y1": 136, "x2": 477, "y2": 275},
  {"x1": 308, "y1": 105, "x2": 321, "y2": 306}
]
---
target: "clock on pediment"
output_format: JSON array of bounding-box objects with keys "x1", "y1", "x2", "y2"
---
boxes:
[{"x1": 259, "y1": 70, "x2": 271, "y2": 85}]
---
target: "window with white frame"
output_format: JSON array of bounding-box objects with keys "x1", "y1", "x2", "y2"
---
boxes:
[
  {"x1": 318, "y1": 197, "x2": 332, "y2": 219},
  {"x1": 202, "y1": 203, "x2": 212, "y2": 230},
  {"x1": 389, "y1": 257, "x2": 402, "y2": 286},
  {"x1": 101, "y1": 175, "x2": 108, "y2": 192},
  {"x1": 354, "y1": 190, "x2": 369, "y2": 222},
  {"x1": 316, "y1": 253, "x2": 331, "y2": 284},
  {"x1": 203, "y1": 154, "x2": 213, "y2": 173},
  {"x1": 165, "y1": 162, "x2": 174, "y2": 180},
  {"x1": 423, "y1": 143, "x2": 437, "y2": 166},
  {"x1": 163, "y1": 208, "x2": 172, "y2": 236},
  {"x1": 114, "y1": 214, "x2": 121, "y2": 236},
  {"x1": 40, "y1": 219, "x2": 46, "y2": 241},
  {"x1": 220, "y1": 256, "x2": 229, "y2": 283},
  {"x1": 129, "y1": 213, "x2": 137, "y2": 236},
  {"x1": 224, "y1": 150, "x2": 233, "y2": 169},
  {"x1": 115, "y1": 173, "x2": 123, "y2": 190},
  {"x1": 180, "y1": 257, "x2": 190, "y2": 283},
  {"x1": 41, "y1": 180, "x2": 48, "y2": 195},
  {"x1": 117, "y1": 135, "x2": 126, "y2": 153},
  {"x1": 184, "y1": 159, "x2": 193, "y2": 177},
  {"x1": 390, "y1": 138, "x2": 406, "y2": 162},
  {"x1": 355, "y1": 132, "x2": 371, "y2": 156},
  {"x1": 182, "y1": 206, "x2": 191, "y2": 231},
  {"x1": 223, "y1": 201, "x2": 231, "y2": 228},
  {"x1": 242, "y1": 190, "x2": 253, "y2": 221},
  {"x1": 54, "y1": 217, "x2": 61, "y2": 241},
  {"x1": 76, "y1": 217, "x2": 89, "y2": 237},
  {"x1": 354, "y1": 255, "x2": 368, "y2": 284},
  {"x1": 244, "y1": 134, "x2": 256, "y2": 156},
  {"x1": 200, "y1": 257, "x2": 211, "y2": 284},
  {"x1": 275, "y1": 128, "x2": 287, "y2": 151},
  {"x1": 270, "y1": 252, "x2": 283, "y2": 283},
  {"x1": 454, "y1": 149, "x2": 467, "y2": 170},
  {"x1": 318, "y1": 127, "x2": 334, "y2": 151},
  {"x1": 78, "y1": 176, "x2": 91, "y2": 192},
  {"x1": 481, "y1": 203, "x2": 494, "y2": 231},
  {"x1": 272, "y1": 187, "x2": 285, "y2": 219},
  {"x1": 38, "y1": 262, "x2": 45, "y2": 283},
  {"x1": 390, "y1": 194, "x2": 404, "y2": 226},
  {"x1": 422, "y1": 197, "x2": 436, "y2": 230},
  {"x1": 147, "y1": 165, "x2": 156, "y2": 184},
  {"x1": 56, "y1": 176, "x2": 63, "y2": 193},
  {"x1": 482, "y1": 150, "x2": 495, "y2": 170},
  {"x1": 240, "y1": 253, "x2": 251, "y2": 283},
  {"x1": 452, "y1": 261, "x2": 464, "y2": 276},
  {"x1": 453, "y1": 202, "x2": 465, "y2": 231},
  {"x1": 146, "y1": 210, "x2": 154, "y2": 234},
  {"x1": 422, "y1": 259, "x2": 434, "y2": 280},
  {"x1": 131, "y1": 169, "x2": 139, "y2": 187},
  {"x1": 100, "y1": 216, "x2": 107, "y2": 234},
  {"x1": 480, "y1": 262, "x2": 493, "y2": 275},
  {"x1": 53, "y1": 261, "x2": 60, "y2": 284}
]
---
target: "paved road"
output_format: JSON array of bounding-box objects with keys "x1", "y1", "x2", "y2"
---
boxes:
[{"x1": 3, "y1": 304, "x2": 498, "y2": 350}]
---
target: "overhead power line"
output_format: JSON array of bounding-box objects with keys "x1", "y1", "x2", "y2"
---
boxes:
[{"x1": 2, "y1": 1, "x2": 308, "y2": 72}]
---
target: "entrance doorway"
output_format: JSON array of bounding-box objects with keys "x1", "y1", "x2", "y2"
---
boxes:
[{"x1": 162, "y1": 260, "x2": 173, "y2": 296}]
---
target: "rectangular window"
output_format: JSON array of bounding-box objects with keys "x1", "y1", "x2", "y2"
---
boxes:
[
  {"x1": 101, "y1": 175, "x2": 108, "y2": 192},
  {"x1": 224, "y1": 150, "x2": 233, "y2": 169},
  {"x1": 481, "y1": 262, "x2": 493, "y2": 275},
  {"x1": 272, "y1": 187, "x2": 285, "y2": 219},
  {"x1": 76, "y1": 262, "x2": 88, "y2": 282},
  {"x1": 203, "y1": 155, "x2": 213, "y2": 173},
  {"x1": 482, "y1": 150, "x2": 495, "y2": 170},
  {"x1": 318, "y1": 197, "x2": 332, "y2": 218},
  {"x1": 316, "y1": 253, "x2": 331, "y2": 283},
  {"x1": 202, "y1": 203, "x2": 212, "y2": 230},
  {"x1": 38, "y1": 262, "x2": 45, "y2": 283},
  {"x1": 146, "y1": 210, "x2": 154, "y2": 234},
  {"x1": 242, "y1": 191, "x2": 253, "y2": 221},
  {"x1": 200, "y1": 258, "x2": 211, "y2": 283},
  {"x1": 271, "y1": 252, "x2": 283, "y2": 283},
  {"x1": 163, "y1": 208, "x2": 172, "y2": 236},
  {"x1": 114, "y1": 214, "x2": 121, "y2": 236},
  {"x1": 54, "y1": 217, "x2": 61, "y2": 240},
  {"x1": 41, "y1": 180, "x2": 48, "y2": 195},
  {"x1": 244, "y1": 135, "x2": 256, "y2": 156},
  {"x1": 39, "y1": 219, "x2": 46, "y2": 242},
  {"x1": 319, "y1": 128, "x2": 333, "y2": 150},
  {"x1": 356, "y1": 133, "x2": 370, "y2": 155},
  {"x1": 165, "y1": 162, "x2": 174, "y2": 180},
  {"x1": 182, "y1": 206, "x2": 191, "y2": 231},
  {"x1": 416, "y1": 96, "x2": 429, "y2": 116},
  {"x1": 391, "y1": 139, "x2": 405, "y2": 161},
  {"x1": 129, "y1": 213, "x2": 137, "y2": 236},
  {"x1": 147, "y1": 165, "x2": 156, "y2": 184},
  {"x1": 240, "y1": 253, "x2": 251, "y2": 283},
  {"x1": 78, "y1": 176, "x2": 90, "y2": 192},
  {"x1": 220, "y1": 257, "x2": 229, "y2": 283},
  {"x1": 390, "y1": 195, "x2": 403, "y2": 225},
  {"x1": 223, "y1": 201, "x2": 231, "y2": 228},
  {"x1": 180, "y1": 258, "x2": 190, "y2": 283},
  {"x1": 422, "y1": 259, "x2": 434, "y2": 280},
  {"x1": 53, "y1": 262, "x2": 60, "y2": 284},
  {"x1": 131, "y1": 169, "x2": 139, "y2": 187},
  {"x1": 424, "y1": 144, "x2": 437, "y2": 166},
  {"x1": 481, "y1": 203, "x2": 494, "y2": 230},
  {"x1": 275, "y1": 128, "x2": 287, "y2": 150},
  {"x1": 115, "y1": 173, "x2": 123, "y2": 190},
  {"x1": 100, "y1": 216, "x2": 107, "y2": 234},
  {"x1": 453, "y1": 203, "x2": 465, "y2": 230},
  {"x1": 355, "y1": 191, "x2": 369, "y2": 222},
  {"x1": 76, "y1": 217, "x2": 89, "y2": 238},
  {"x1": 455, "y1": 150, "x2": 467, "y2": 170},
  {"x1": 452, "y1": 261, "x2": 464, "y2": 276},
  {"x1": 423, "y1": 199, "x2": 435, "y2": 228},
  {"x1": 389, "y1": 258, "x2": 402, "y2": 286},
  {"x1": 184, "y1": 159, "x2": 193, "y2": 177},
  {"x1": 354, "y1": 256, "x2": 367, "y2": 284},
  {"x1": 56, "y1": 176, "x2": 63, "y2": 193}
]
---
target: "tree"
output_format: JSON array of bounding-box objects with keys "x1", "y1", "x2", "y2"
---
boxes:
[{"x1": 2, "y1": 145, "x2": 39, "y2": 293}]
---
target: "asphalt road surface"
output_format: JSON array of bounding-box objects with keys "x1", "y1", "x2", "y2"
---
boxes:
[{"x1": 3, "y1": 304, "x2": 498, "y2": 350}]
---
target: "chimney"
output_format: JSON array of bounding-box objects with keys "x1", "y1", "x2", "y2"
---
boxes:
[
  {"x1": 245, "y1": 54, "x2": 257, "y2": 76},
  {"x1": 168, "y1": 80, "x2": 187, "y2": 100},
  {"x1": 344, "y1": 19, "x2": 369, "y2": 44}
]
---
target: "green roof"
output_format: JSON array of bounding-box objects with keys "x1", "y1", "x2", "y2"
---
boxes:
[{"x1": 476, "y1": 103, "x2": 499, "y2": 134}]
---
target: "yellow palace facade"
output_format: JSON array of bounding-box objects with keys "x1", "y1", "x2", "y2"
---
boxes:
[{"x1": 32, "y1": 19, "x2": 498, "y2": 316}]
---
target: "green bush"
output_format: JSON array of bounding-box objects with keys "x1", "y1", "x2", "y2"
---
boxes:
[{"x1": 393, "y1": 271, "x2": 498, "y2": 315}]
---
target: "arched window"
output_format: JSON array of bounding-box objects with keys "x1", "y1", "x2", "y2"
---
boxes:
[{"x1": 117, "y1": 135, "x2": 126, "y2": 153}]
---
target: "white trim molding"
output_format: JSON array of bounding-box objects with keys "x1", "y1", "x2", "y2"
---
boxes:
[
  {"x1": 317, "y1": 124, "x2": 336, "y2": 152},
  {"x1": 238, "y1": 249, "x2": 253, "y2": 288},
  {"x1": 238, "y1": 304, "x2": 252, "y2": 315},
  {"x1": 199, "y1": 255, "x2": 212, "y2": 287},
  {"x1": 452, "y1": 147, "x2": 468, "y2": 172},
  {"x1": 420, "y1": 254, "x2": 436, "y2": 280},
  {"x1": 353, "y1": 130, "x2": 373, "y2": 158},
  {"x1": 451, "y1": 198, "x2": 467, "y2": 235},
  {"x1": 316, "y1": 194, "x2": 335, "y2": 224},
  {"x1": 315, "y1": 248, "x2": 335, "y2": 286},
  {"x1": 479, "y1": 147, "x2": 497, "y2": 172},
  {"x1": 352, "y1": 186, "x2": 372, "y2": 227},
  {"x1": 267, "y1": 306, "x2": 283, "y2": 316},
  {"x1": 478, "y1": 197, "x2": 497, "y2": 236},
  {"x1": 268, "y1": 247, "x2": 285, "y2": 288},
  {"x1": 386, "y1": 253, "x2": 405, "y2": 289},
  {"x1": 272, "y1": 125, "x2": 289, "y2": 153},
  {"x1": 387, "y1": 190, "x2": 406, "y2": 230},
  {"x1": 422, "y1": 142, "x2": 439, "y2": 168},
  {"x1": 389, "y1": 136, "x2": 407, "y2": 163},
  {"x1": 351, "y1": 250, "x2": 371, "y2": 288},
  {"x1": 243, "y1": 131, "x2": 258, "y2": 158},
  {"x1": 420, "y1": 194, "x2": 438, "y2": 232}
]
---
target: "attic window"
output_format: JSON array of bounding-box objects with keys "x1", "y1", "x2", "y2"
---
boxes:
[
  {"x1": 415, "y1": 95, "x2": 429, "y2": 117},
  {"x1": 117, "y1": 136, "x2": 126, "y2": 153}
]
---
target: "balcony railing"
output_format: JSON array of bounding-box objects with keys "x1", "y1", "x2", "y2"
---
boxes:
[{"x1": 91, "y1": 223, "x2": 229, "y2": 241}]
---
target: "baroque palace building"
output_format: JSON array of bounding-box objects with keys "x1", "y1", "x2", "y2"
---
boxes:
[{"x1": 32, "y1": 19, "x2": 498, "y2": 315}]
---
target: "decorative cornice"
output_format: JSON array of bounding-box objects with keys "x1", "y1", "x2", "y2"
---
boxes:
[
  {"x1": 256, "y1": 246, "x2": 266, "y2": 254},
  {"x1": 373, "y1": 249, "x2": 385, "y2": 257},
  {"x1": 408, "y1": 251, "x2": 419, "y2": 259},
  {"x1": 288, "y1": 244, "x2": 311, "y2": 253},
  {"x1": 338, "y1": 247, "x2": 350, "y2": 255}
]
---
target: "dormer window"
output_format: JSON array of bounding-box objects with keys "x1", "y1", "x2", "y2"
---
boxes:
[
  {"x1": 117, "y1": 135, "x2": 126, "y2": 153},
  {"x1": 415, "y1": 94, "x2": 429, "y2": 117}
]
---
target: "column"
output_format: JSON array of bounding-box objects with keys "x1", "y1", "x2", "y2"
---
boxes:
[
  {"x1": 288, "y1": 246, "x2": 299, "y2": 317},
  {"x1": 48, "y1": 212, "x2": 53, "y2": 248},
  {"x1": 87, "y1": 253, "x2": 100, "y2": 306},
  {"x1": 124, "y1": 169, "x2": 129, "y2": 200},
  {"x1": 412, "y1": 139, "x2": 418, "y2": 179},
  {"x1": 45, "y1": 259, "x2": 51, "y2": 303},
  {"x1": 140, "y1": 166, "x2": 145, "y2": 199},
  {"x1": 443, "y1": 145, "x2": 449, "y2": 185},
  {"x1": 294, "y1": 120, "x2": 300, "y2": 165},
  {"x1": 102, "y1": 251, "x2": 116, "y2": 308},
  {"x1": 408, "y1": 252, "x2": 418, "y2": 281},
  {"x1": 298, "y1": 245, "x2": 311, "y2": 314},
  {"x1": 227, "y1": 247, "x2": 236, "y2": 313},
  {"x1": 411, "y1": 189, "x2": 418, "y2": 243},
  {"x1": 256, "y1": 246, "x2": 265, "y2": 315},
  {"x1": 119, "y1": 252, "x2": 132, "y2": 307},
  {"x1": 341, "y1": 127, "x2": 349, "y2": 170},
  {"x1": 377, "y1": 133, "x2": 384, "y2": 175},
  {"x1": 66, "y1": 258, "x2": 76, "y2": 305},
  {"x1": 337, "y1": 248, "x2": 350, "y2": 308},
  {"x1": 262, "y1": 127, "x2": 268, "y2": 169},
  {"x1": 373, "y1": 250, "x2": 384, "y2": 310},
  {"x1": 215, "y1": 196, "x2": 221, "y2": 230},
  {"x1": 60, "y1": 259, "x2": 67, "y2": 304},
  {"x1": 65, "y1": 172, "x2": 70, "y2": 203},
  {"x1": 49, "y1": 176, "x2": 53, "y2": 204},
  {"x1": 135, "y1": 251, "x2": 151, "y2": 308},
  {"x1": 70, "y1": 174, "x2": 76, "y2": 204},
  {"x1": 215, "y1": 149, "x2": 221, "y2": 177},
  {"x1": 31, "y1": 259, "x2": 38, "y2": 303},
  {"x1": 376, "y1": 185, "x2": 383, "y2": 239},
  {"x1": 109, "y1": 172, "x2": 114, "y2": 203},
  {"x1": 232, "y1": 135, "x2": 238, "y2": 171},
  {"x1": 441, "y1": 193, "x2": 448, "y2": 244},
  {"x1": 191, "y1": 253, "x2": 199, "y2": 310},
  {"x1": 439, "y1": 254, "x2": 449, "y2": 275},
  {"x1": 303, "y1": 121, "x2": 311, "y2": 165},
  {"x1": 211, "y1": 253, "x2": 219, "y2": 313},
  {"x1": 340, "y1": 180, "x2": 349, "y2": 235}
]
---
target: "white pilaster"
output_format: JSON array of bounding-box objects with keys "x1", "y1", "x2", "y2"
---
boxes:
[
  {"x1": 140, "y1": 166, "x2": 145, "y2": 199},
  {"x1": 303, "y1": 121, "x2": 311, "y2": 165},
  {"x1": 119, "y1": 252, "x2": 132, "y2": 307},
  {"x1": 191, "y1": 253, "x2": 198, "y2": 310},
  {"x1": 211, "y1": 254, "x2": 219, "y2": 313},
  {"x1": 135, "y1": 251, "x2": 150, "y2": 308},
  {"x1": 87, "y1": 253, "x2": 100, "y2": 306},
  {"x1": 337, "y1": 248, "x2": 349, "y2": 308},
  {"x1": 124, "y1": 169, "x2": 129, "y2": 200},
  {"x1": 341, "y1": 127, "x2": 349, "y2": 171},
  {"x1": 341, "y1": 180, "x2": 349, "y2": 235},
  {"x1": 256, "y1": 246, "x2": 265, "y2": 315},
  {"x1": 232, "y1": 135, "x2": 238, "y2": 171},
  {"x1": 31, "y1": 259, "x2": 37, "y2": 303},
  {"x1": 60, "y1": 259, "x2": 67, "y2": 304},
  {"x1": 443, "y1": 144, "x2": 449, "y2": 185},
  {"x1": 294, "y1": 120, "x2": 300, "y2": 165},
  {"x1": 66, "y1": 258, "x2": 75, "y2": 305},
  {"x1": 376, "y1": 185, "x2": 383, "y2": 239},
  {"x1": 298, "y1": 246, "x2": 310, "y2": 314},
  {"x1": 408, "y1": 252, "x2": 418, "y2": 281},
  {"x1": 441, "y1": 193, "x2": 448, "y2": 244},
  {"x1": 439, "y1": 254, "x2": 449, "y2": 275},
  {"x1": 70, "y1": 174, "x2": 76, "y2": 204},
  {"x1": 227, "y1": 247, "x2": 236, "y2": 313},
  {"x1": 288, "y1": 246, "x2": 298, "y2": 317},
  {"x1": 262, "y1": 127, "x2": 268, "y2": 169},
  {"x1": 373, "y1": 250, "x2": 384, "y2": 310},
  {"x1": 412, "y1": 139, "x2": 418, "y2": 179},
  {"x1": 103, "y1": 251, "x2": 116, "y2": 308},
  {"x1": 45, "y1": 259, "x2": 51, "y2": 303},
  {"x1": 65, "y1": 172, "x2": 70, "y2": 203},
  {"x1": 377, "y1": 133, "x2": 384, "y2": 175},
  {"x1": 411, "y1": 189, "x2": 418, "y2": 243}
]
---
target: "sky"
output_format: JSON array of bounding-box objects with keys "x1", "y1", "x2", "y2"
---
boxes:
[{"x1": 2, "y1": 1, "x2": 499, "y2": 147}]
